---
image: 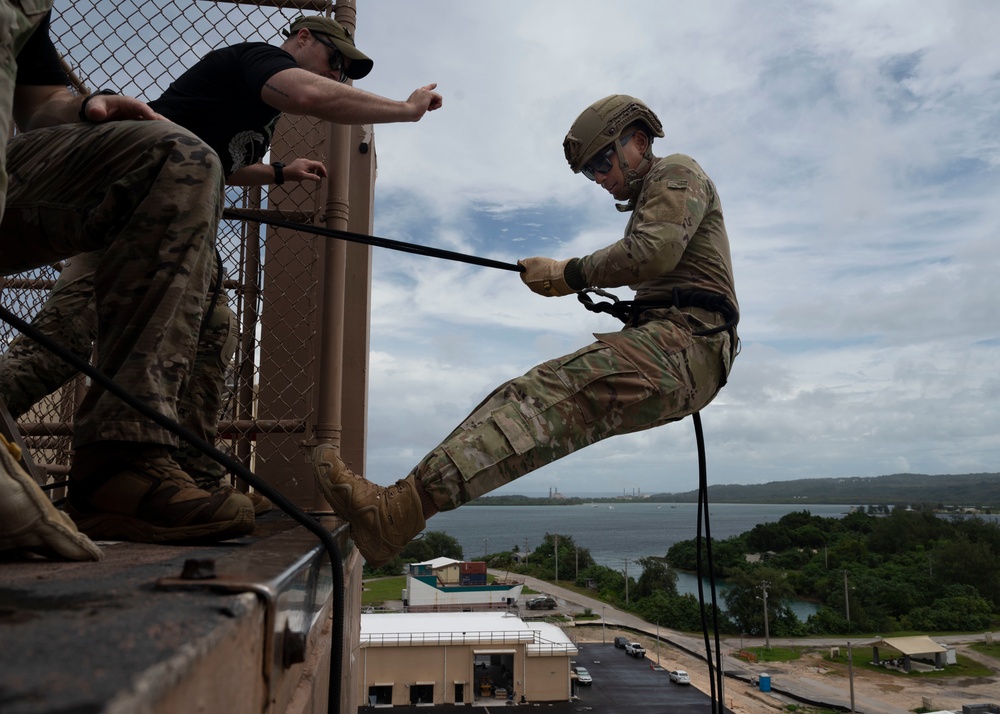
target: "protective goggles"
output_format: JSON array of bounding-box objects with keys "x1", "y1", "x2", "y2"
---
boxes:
[
  {"x1": 582, "y1": 132, "x2": 635, "y2": 181},
  {"x1": 313, "y1": 32, "x2": 351, "y2": 83}
]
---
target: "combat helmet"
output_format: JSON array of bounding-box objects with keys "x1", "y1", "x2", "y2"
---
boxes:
[{"x1": 563, "y1": 95, "x2": 664, "y2": 208}]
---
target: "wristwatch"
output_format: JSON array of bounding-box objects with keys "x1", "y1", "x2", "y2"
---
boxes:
[{"x1": 271, "y1": 161, "x2": 286, "y2": 185}]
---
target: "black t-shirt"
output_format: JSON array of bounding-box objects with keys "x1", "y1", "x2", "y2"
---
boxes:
[
  {"x1": 149, "y1": 43, "x2": 298, "y2": 176},
  {"x1": 15, "y1": 12, "x2": 70, "y2": 87}
]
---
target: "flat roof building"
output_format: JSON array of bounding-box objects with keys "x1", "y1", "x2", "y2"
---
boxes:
[
  {"x1": 359, "y1": 611, "x2": 578, "y2": 706},
  {"x1": 403, "y1": 557, "x2": 523, "y2": 613}
]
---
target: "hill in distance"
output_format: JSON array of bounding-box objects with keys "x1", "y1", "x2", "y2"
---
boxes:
[
  {"x1": 653, "y1": 472, "x2": 1000, "y2": 507},
  {"x1": 472, "y1": 472, "x2": 1000, "y2": 508}
]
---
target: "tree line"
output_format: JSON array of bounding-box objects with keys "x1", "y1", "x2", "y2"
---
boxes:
[{"x1": 370, "y1": 508, "x2": 1000, "y2": 636}]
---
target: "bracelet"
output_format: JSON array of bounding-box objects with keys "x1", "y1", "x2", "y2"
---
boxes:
[
  {"x1": 78, "y1": 89, "x2": 118, "y2": 122},
  {"x1": 271, "y1": 161, "x2": 286, "y2": 185}
]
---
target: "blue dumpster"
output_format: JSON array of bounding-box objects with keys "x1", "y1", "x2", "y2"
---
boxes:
[{"x1": 759, "y1": 674, "x2": 771, "y2": 692}]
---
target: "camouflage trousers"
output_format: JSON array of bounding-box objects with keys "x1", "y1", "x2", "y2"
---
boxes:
[
  {"x1": 0, "y1": 251, "x2": 238, "y2": 486},
  {"x1": 414, "y1": 308, "x2": 735, "y2": 511},
  {"x1": 0, "y1": 120, "x2": 224, "y2": 449},
  {"x1": 0, "y1": 0, "x2": 52, "y2": 220}
]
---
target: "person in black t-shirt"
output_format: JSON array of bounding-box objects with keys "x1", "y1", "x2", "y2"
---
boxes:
[{"x1": 149, "y1": 14, "x2": 441, "y2": 182}]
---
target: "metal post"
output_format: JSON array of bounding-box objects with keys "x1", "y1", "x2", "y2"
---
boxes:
[
  {"x1": 760, "y1": 580, "x2": 770, "y2": 649},
  {"x1": 554, "y1": 535, "x2": 558, "y2": 582},
  {"x1": 847, "y1": 641, "x2": 856, "y2": 712},
  {"x1": 602, "y1": 606, "x2": 606, "y2": 644},
  {"x1": 624, "y1": 558, "x2": 629, "y2": 606},
  {"x1": 843, "y1": 570, "x2": 851, "y2": 628}
]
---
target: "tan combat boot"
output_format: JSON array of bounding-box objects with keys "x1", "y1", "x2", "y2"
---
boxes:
[
  {"x1": 67, "y1": 443, "x2": 254, "y2": 544},
  {"x1": 211, "y1": 480, "x2": 274, "y2": 516},
  {"x1": 0, "y1": 434, "x2": 103, "y2": 561},
  {"x1": 312, "y1": 444, "x2": 425, "y2": 567}
]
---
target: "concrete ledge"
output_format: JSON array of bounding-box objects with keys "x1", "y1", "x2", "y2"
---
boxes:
[{"x1": 0, "y1": 513, "x2": 355, "y2": 714}]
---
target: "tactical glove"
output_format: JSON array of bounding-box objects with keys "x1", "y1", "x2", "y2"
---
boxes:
[
  {"x1": 0, "y1": 434, "x2": 103, "y2": 561},
  {"x1": 518, "y1": 257, "x2": 574, "y2": 297}
]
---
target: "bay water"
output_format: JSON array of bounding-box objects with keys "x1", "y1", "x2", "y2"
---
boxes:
[{"x1": 428, "y1": 502, "x2": 853, "y2": 621}]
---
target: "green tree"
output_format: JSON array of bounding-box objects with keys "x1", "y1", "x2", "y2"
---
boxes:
[
  {"x1": 933, "y1": 532, "x2": 1000, "y2": 606},
  {"x1": 903, "y1": 584, "x2": 994, "y2": 631},
  {"x1": 576, "y1": 564, "x2": 626, "y2": 604},
  {"x1": 722, "y1": 567, "x2": 800, "y2": 638},
  {"x1": 635, "y1": 557, "x2": 678, "y2": 599},
  {"x1": 634, "y1": 591, "x2": 726, "y2": 633},
  {"x1": 400, "y1": 530, "x2": 464, "y2": 563},
  {"x1": 532, "y1": 533, "x2": 594, "y2": 581}
]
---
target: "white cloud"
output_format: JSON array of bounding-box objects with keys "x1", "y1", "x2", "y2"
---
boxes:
[{"x1": 340, "y1": 0, "x2": 1000, "y2": 494}]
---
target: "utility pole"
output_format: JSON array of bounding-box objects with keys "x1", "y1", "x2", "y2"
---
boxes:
[
  {"x1": 624, "y1": 558, "x2": 630, "y2": 606},
  {"x1": 575, "y1": 546, "x2": 579, "y2": 580},
  {"x1": 484, "y1": 536, "x2": 488, "y2": 559},
  {"x1": 760, "y1": 580, "x2": 771, "y2": 649},
  {"x1": 847, "y1": 641, "x2": 856, "y2": 712},
  {"x1": 842, "y1": 570, "x2": 851, "y2": 628},
  {"x1": 554, "y1": 534, "x2": 559, "y2": 582},
  {"x1": 602, "y1": 606, "x2": 606, "y2": 643}
]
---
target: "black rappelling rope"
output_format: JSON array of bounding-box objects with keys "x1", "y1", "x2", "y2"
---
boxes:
[
  {"x1": 223, "y1": 208, "x2": 525, "y2": 273},
  {"x1": 0, "y1": 303, "x2": 345, "y2": 714},
  {"x1": 694, "y1": 411, "x2": 726, "y2": 713}
]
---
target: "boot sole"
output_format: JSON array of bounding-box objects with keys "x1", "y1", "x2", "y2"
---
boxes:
[{"x1": 66, "y1": 505, "x2": 255, "y2": 544}]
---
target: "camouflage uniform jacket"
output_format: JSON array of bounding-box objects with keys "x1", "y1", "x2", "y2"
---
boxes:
[{"x1": 572, "y1": 153, "x2": 738, "y2": 315}]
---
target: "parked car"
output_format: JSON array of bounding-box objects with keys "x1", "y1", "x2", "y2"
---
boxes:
[
  {"x1": 526, "y1": 596, "x2": 556, "y2": 610},
  {"x1": 668, "y1": 669, "x2": 691, "y2": 685},
  {"x1": 613, "y1": 636, "x2": 629, "y2": 649},
  {"x1": 625, "y1": 642, "x2": 646, "y2": 658},
  {"x1": 573, "y1": 666, "x2": 593, "y2": 685}
]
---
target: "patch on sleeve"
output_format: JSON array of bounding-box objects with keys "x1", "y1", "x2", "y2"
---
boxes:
[{"x1": 648, "y1": 177, "x2": 689, "y2": 224}]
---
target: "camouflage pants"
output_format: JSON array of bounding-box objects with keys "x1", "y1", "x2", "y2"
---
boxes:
[
  {"x1": 0, "y1": 0, "x2": 52, "y2": 220},
  {"x1": 415, "y1": 308, "x2": 735, "y2": 511},
  {"x1": 0, "y1": 120, "x2": 224, "y2": 448},
  {"x1": 0, "y1": 251, "x2": 238, "y2": 485}
]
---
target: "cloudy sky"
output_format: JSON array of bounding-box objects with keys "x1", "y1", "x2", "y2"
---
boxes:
[
  {"x1": 56, "y1": 1, "x2": 1000, "y2": 497},
  {"x1": 345, "y1": 0, "x2": 1000, "y2": 497}
]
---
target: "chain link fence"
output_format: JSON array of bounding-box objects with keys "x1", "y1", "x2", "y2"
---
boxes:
[{"x1": 2, "y1": 0, "x2": 345, "y2": 499}]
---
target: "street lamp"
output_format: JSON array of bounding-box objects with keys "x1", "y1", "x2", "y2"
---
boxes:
[{"x1": 602, "y1": 606, "x2": 606, "y2": 643}]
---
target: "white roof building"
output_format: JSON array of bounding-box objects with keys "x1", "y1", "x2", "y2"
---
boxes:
[{"x1": 358, "y1": 611, "x2": 578, "y2": 706}]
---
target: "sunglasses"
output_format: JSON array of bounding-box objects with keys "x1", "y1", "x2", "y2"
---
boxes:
[
  {"x1": 582, "y1": 132, "x2": 635, "y2": 181},
  {"x1": 312, "y1": 32, "x2": 350, "y2": 83}
]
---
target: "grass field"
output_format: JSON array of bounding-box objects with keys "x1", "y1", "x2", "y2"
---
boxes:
[{"x1": 362, "y1": 577, "x2": 406, "y2": 606}]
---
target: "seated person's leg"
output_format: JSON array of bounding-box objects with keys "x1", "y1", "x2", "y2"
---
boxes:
[
  {"x1": 1, "y1": 120, "x2": 253, "y2": 544},
  {"x1": 0, "y1": 251, "x2": 100, "y2": 418},
  {"x1": 174, "y1": 295, "x2": 272, "y2": 515}
]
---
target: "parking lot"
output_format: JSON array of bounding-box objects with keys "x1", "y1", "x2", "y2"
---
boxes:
[{"x1": 567, "y1": 643, "x2": 730, "y2": 713}]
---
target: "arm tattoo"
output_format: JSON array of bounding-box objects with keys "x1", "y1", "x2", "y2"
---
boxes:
[{"x1": 264, "y1": 82, "x2": 291, "y2": 98}]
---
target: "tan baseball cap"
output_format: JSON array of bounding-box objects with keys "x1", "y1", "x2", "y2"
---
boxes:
[{"x1": 285, "y1": 15, "x2": 374, "y2": 79}]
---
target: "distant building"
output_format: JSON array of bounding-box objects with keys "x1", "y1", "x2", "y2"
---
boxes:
[
  {"x1": 403, "y1": 557, "x2": 523, "y2": 613},
  {"x1": 359, "y1": 611, "x2": 577, "y2": 706},
  {"x1": 872, "y1": 636, "x2": 953, "y2": 672}
]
